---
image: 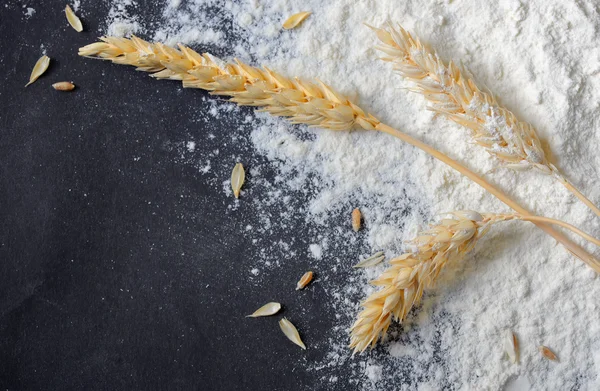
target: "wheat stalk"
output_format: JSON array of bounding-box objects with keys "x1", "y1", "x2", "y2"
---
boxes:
[
  {"x1": 371, "y1": 24, "x2": 600, "y2": 219},
  {"x1": 78, "y1": 37, "x2": 600, "y2": 272},
  {"x1": 350, "y1": 210, "x2": 600, "y2": 353}
]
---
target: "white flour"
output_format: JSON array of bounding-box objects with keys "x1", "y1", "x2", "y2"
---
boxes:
[
  {"x1": 101, "y1": 0, "x2": 600, "y2": 389},
  {"x1": 106, "y1": 0, "x2": 142, "y2": 37}
]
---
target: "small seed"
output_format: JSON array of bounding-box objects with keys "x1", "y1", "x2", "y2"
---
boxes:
[
  {"x1": 26, "y1": 55, "x2": 50, "y2": 87},
  {"x1": 296, "y1": 271, "x2": 313, "y2": 290},
  {"x1": 353, "y1": 251, "x2": 385, "y2": 268},
  {"x1": 246, "y1": 302, "x2": 281, "y2": 318},
  {"x1": 504, "y1": 330, "x2": 519, "y2": 364},
  {"x1": 65, "y1": 5, "x2": 83, "y2": 32},
  {"x1": 279, "y1": 318, "x2": 306, "y2": 349},
  {"x1": 282, "y1": 12, "x2": 311, "y2": 30},
  {"x1": 231, "y1": 162, "x2": 245, "y2": 199},
  {"x1": 52, "y1": 81, "x2": 75, "y2": 91},
  {"x1": 352, "y1": 208, "x2": 362, "y2": 232},
  {"x1": 539, "y1": 346, "x2": 558, "y2": 361}
]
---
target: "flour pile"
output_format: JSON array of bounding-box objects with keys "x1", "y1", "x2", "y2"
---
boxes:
[{"x1": 102, "y1": 0, "x2": 600, "y2": 389}]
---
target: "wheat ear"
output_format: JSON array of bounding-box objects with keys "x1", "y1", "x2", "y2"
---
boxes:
[
  {"x1": 372, "y1": 24, "x2": 600, "y2": 219},
  {"x1": 350, "y1": 210, "x2": 600, "y2": 353},
  {"x1": 79, "y1": 37, "x2": 379, "y2": 131},
  {"x1": 78, "y1": 37, "x2": 600, "y2": 272}
]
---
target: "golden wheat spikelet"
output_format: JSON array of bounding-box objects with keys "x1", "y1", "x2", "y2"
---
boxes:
[
  {"x1": 79, "y1": 36, "x2": 379, "y2": 132},
  {"x1": 78, "y1": 37, "x2": 600, "y2": 272},
  {"x1": 350, "y1": 211, "x2": 502, "y2": 353},
  {"x1": 371, "y1": 24, "x2": 600, "y2": 219},
  {"x1": 350, "y1": 210, "x2": 600, "y2": 353}
]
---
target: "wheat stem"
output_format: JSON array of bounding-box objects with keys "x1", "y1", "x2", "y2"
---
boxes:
[
  {"x1": 560, "y1": 179, "x2": 600, "y2": 219},
  {"x1": 377, "y1": 124, "x2": 600, "y2": 272},
  {"x1": 350, "y1": 210, "x2": 600, "y2": 353},
  {"x1": 372, "y1": 24, "x2": 600, "y2": 220},
  {"x1": 514, "y1": 215, "x2": 600, "y2": 247},
  {"x1": 78, "y1": 37, "x2": 600, "y2": 271}
]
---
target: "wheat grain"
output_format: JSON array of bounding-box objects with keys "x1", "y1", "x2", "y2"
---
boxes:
[
  {"x1": 352, "y1": 208, "x2": 362, "y2": 232},
  {"x1": 372, "y1": 23, "x2": 600, "y2": 219},
  {"x1": 296, "y1": 271, "x2": 314, "y2": 290},
  {"x1": 350, "y1": 211, "x2": 600, "y2": 353},
  {"x1": 78, "y1": 37, "x2": 600, "y2": 271},
  {"x1": 540, "y1": 345, "x2": 558, "y2": 361},
  {"x1": 52, "y1": 81, "x2": 75, "y2": 91}
]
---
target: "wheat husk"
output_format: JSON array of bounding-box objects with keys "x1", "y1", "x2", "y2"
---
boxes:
[{"x1": 26, "y1": 55, "x2": 50, "y2": 87}]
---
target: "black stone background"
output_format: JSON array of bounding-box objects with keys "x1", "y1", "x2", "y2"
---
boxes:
[{"x1": 0, "y1": 1, "x2": 391, "y2": 390}]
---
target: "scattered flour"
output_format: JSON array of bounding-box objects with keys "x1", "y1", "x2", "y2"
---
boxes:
[
  {"x1": 365, "y1": 363, "x2": 383, "y2": 383},
  {"x1": 309, "y1": 244, "x2": 323, "y2": 260},
  {"x1": 105, "y1": 0, "x2": 143, "y2": 37},
  {"x1": 99, "y1": 0, "x2": 600, "y2": 389}
]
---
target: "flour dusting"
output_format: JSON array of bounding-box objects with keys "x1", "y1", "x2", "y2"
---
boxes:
[{"x1": 100, "y1": 0, "x2": 600, "y2": 389}]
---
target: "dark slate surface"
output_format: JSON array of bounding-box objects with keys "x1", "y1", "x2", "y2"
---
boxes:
[{"x1": 0, "y1": 1, "x2": 376, "y2": 390}]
